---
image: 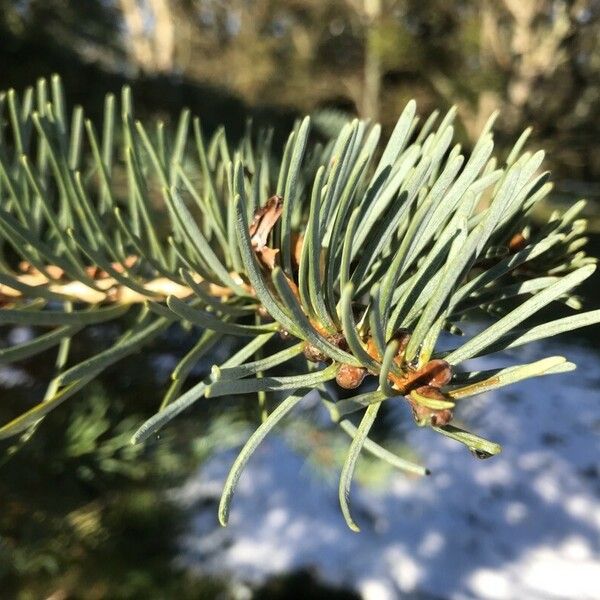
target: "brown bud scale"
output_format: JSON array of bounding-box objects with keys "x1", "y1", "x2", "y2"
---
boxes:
[
  {"x1": 336, "y1": 364, "x2": 367, "y2": 389},
  {"x1": 411, "y1": 402, "x2": 453, "y2": 427},
  {"x1": 303, "y1": 343, "x2": 329, "y2": 363}
]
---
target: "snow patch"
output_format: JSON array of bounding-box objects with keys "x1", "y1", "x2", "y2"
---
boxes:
[{"x1": 177, "y1": 340, "x2": 600, "y2": 600}]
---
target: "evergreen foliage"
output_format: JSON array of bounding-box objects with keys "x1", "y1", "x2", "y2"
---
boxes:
[{"x1": 0, "y1": 76, "x2": 598, "y2": 530}]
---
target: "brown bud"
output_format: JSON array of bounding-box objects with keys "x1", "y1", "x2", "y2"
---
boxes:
[
  {"x1": 408, "y1": 384, "x2": 453, "y2": 427},
  {"x1": 327, "y1": 332, "x2": 348, "y2": 351},
  {"x1": 508, "y1": 231, "x2": 527, "y2": 253},
  {"x1": 109, "y1": 255, "x2": 138, "y2": 275},
  {"x1": 398, "y1": 359, "x2": 452, "y2": 394},
  {"x1": 410, "y1": 402, "x2": 453, "y2": 427},
  {"x1": 85, "y1": 265, "x2": 101, "y2": 278},
  {"x1": 18, "y1": 261, "x2": 31, "y2": 273},
  {"x1": 303, "y1": 343, "x2": 328, "y2": 363},
  {"x1": 45, "y1": 265, "x2": 65, "y2": 280},
  {"x1": 423, "y1": 359, "x2": 452, "y2": 387},
  {"x1": 413, "y1": 385, "x2": 447, "y2": 400},
  {"x1": 336, "y1": 364, "x2": 368, "y2": 389},
  {"x1": 430, "y1": 409, "x2": 453, "y2": 427}
]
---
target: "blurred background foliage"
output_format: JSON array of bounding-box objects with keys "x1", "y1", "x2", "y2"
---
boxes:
[
  {"x1": 0, "y1": 325, "x2": 248, "y2": 598},
  {"x1": 1, "y1": 1, "x2": 599, "y2": 598},
  {"x1": 1, "y1": 0, "x2": 600, "y2": 182}
]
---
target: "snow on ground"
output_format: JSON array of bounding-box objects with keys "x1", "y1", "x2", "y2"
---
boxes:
[{"x1": 175, "y1": 340, "x2": 600, "y2": 600}]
